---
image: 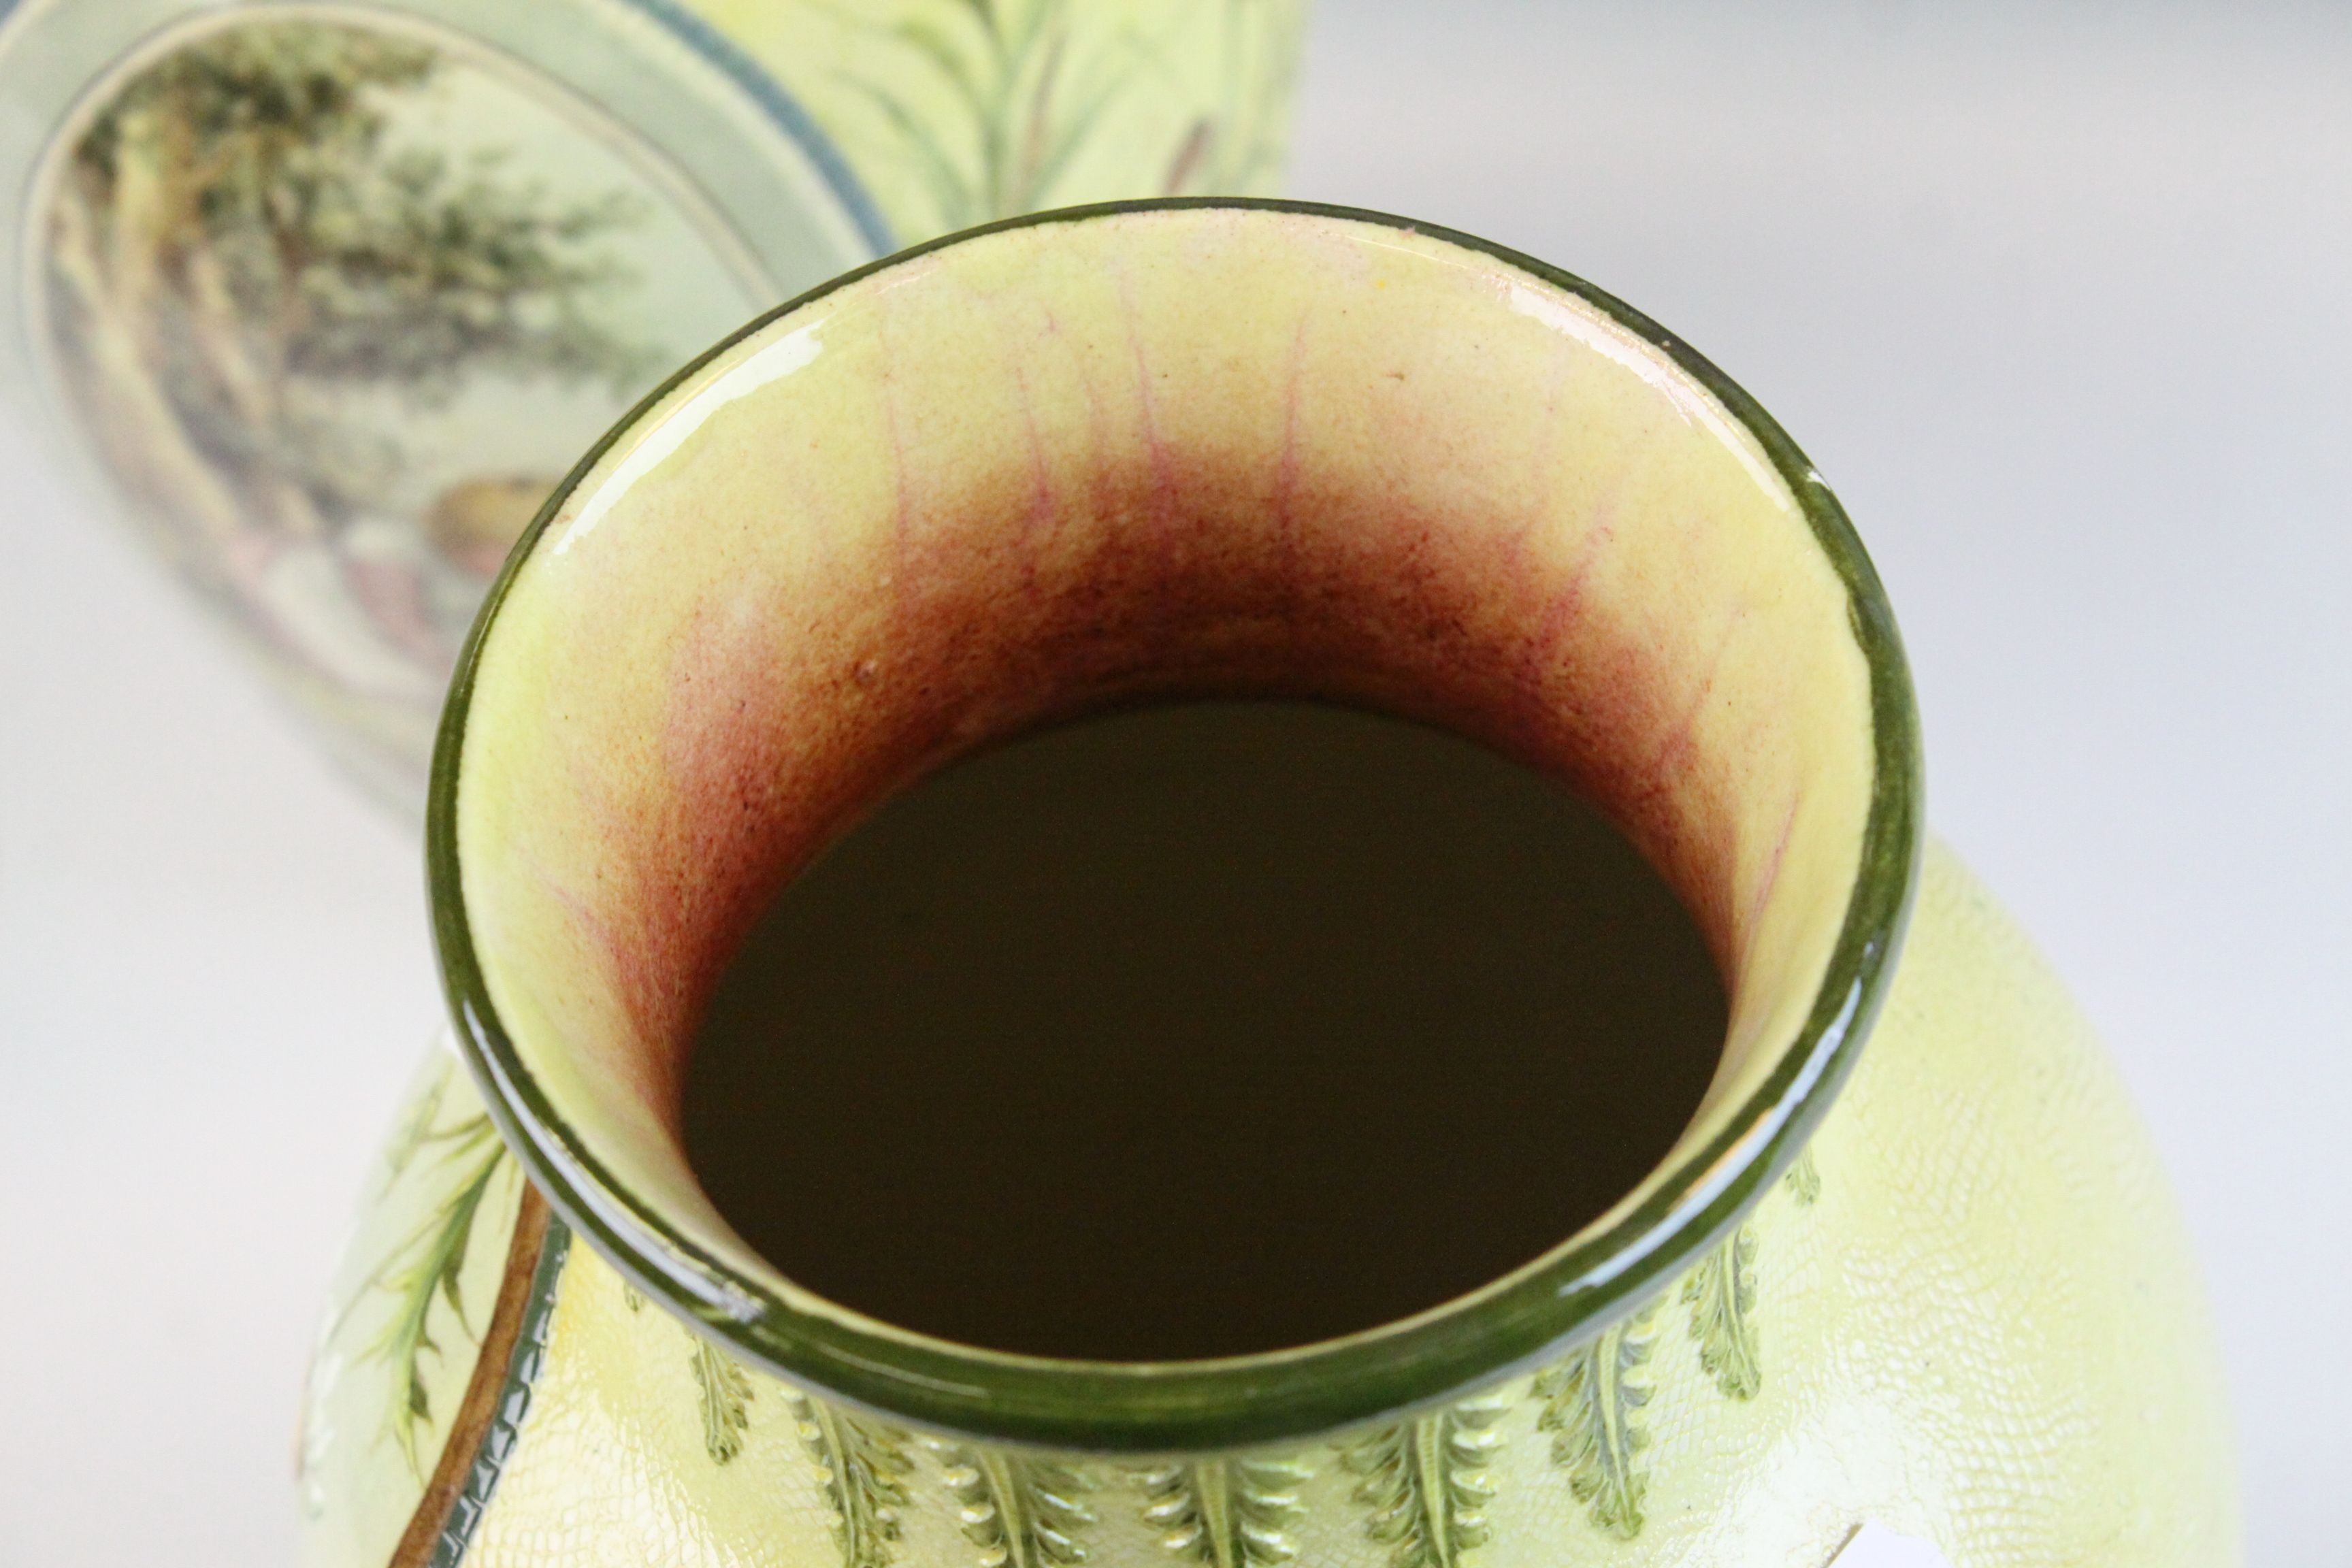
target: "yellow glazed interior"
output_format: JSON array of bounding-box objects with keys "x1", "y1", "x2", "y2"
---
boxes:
[{"x1": 441, "y1": 202, "x2": 1912, "y2": 1438}]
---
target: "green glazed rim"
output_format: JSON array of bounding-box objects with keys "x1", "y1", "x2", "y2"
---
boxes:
[{"x1": 429, "y1": 197, "x2": 1925, "y2": 1454}]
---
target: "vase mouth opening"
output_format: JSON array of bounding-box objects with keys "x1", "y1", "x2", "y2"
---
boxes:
[{"x1": 429, "y1": 199, "x2": 1921, "y2": 1450}]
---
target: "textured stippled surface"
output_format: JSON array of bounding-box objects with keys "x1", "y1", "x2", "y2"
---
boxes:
[
  {"x1": 308, "y1": 848, "x2": 2236, "y2": 1567},
  {"x1": 380, "y1": 204, "x2": 2221, "y2": 1560}
]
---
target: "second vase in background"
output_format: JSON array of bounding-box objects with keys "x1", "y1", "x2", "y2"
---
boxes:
[{"x1": 0, "y1": 0, "x2": 1307, "y2": 811}]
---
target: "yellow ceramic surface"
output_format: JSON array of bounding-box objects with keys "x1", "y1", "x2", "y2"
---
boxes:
[{"x1": 301, "y1": 204, "x2": 2236, "y2": 1567}]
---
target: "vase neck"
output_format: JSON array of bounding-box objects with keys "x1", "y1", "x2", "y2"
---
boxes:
[{"x1": 432, "y1": 200, "x2": 1919, "y2": 1449}]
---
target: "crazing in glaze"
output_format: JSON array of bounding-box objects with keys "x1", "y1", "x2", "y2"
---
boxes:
[{"x1": 299, "y1": 203, "x2": 2236, "y2": 1567}]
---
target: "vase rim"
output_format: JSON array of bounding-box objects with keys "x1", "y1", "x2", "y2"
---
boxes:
[{"x1": 428, "y1": 196, "x2": 1925, "y2": 1453}]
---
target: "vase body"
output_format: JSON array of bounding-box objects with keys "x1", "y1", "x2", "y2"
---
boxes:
[
  {"x1": 0, "y1": 0, "x2": 1305, "y2": 812},
  {"x1": 297, "y1": 203, "x2": 2238, "y2": 1567},
  {"x1": 301, "y1": 847, "x2": 2236, "y2": 1568}
]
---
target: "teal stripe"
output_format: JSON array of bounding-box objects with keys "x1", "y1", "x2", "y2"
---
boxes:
[
  {"x1": 426, "y1": 1218, "x2": 573, "y2": 1568},
  {"x1": 615, "y1": 0, "x2": 896, "y2": 255}
]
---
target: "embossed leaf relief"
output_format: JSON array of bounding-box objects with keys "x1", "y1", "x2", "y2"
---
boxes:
[
  {"x1": 795, "y1": 1396, "x2": 918, "y2": 1568},
  {"x1": 1682, "y1": 1224, "x2": 1761, "y2": 1400},
  {"x1": 931, "y1": 1442, "x2": 1099, "y2": 1568},
  {"x1": 1536, "y1": 1306, "x2": 1657, "y2": 1541},
  {"x1": 1785, "y1": 1147, "x2": 1822, "y2": 1205},
  {"x1": 693, "y1": 1338, "x2": 755, "y2": 1464},
  {"x1": 1337, "y1": 1392, "x2": 1511, "y2": 1568},
  {"x1": 1133, "y1": 1456, "x2": 1311, "y2": 1568},
  {"x1": 723, "y1": 1154, "x2": 1825, "y2": 1560},
  {"x1": 1533, "y1": 1150, "x2": 1825, "y2": 1539}
]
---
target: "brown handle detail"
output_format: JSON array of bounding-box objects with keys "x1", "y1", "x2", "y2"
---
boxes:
[{"x1": 389, "y1": 1182, "x2": 553, "y2": 1568}]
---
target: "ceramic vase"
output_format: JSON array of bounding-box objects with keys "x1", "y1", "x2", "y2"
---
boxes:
[
  {"x1": 299, "y1": 202, "x2": 2238, "y2": 1568},
  {"x1": 0, "y1": 0, "x2": 1305, "y2": 812}
]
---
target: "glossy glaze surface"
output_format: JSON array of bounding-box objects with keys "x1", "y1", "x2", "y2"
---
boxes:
[
  {"x1": 434, "y1": 203, "x2": 1911, "y2": 1445},
  {"x1": 306, "y1": 853, "x2": 2234, "y2": 1568},
  {"x1": 300, "y1": 204, "x2": 2234, "y2": 1565}
]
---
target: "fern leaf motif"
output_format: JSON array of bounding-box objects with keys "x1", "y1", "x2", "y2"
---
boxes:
[
  {"x1": 1535, "y1": 1307, "x2": 1656, "y2": 1541},
  {"x1": 1337, "y1": 1391, "x2": 1510, "y2": 1568},
  {"x1": 357, "y1": 1107, "x2": 508, "y2": 1476},
  {"x1": 832, "y1": 0, "x2": 1154, "y2": 229},
  {"x1": 933, "y1": 1441, "x2": 1098, "y2": 1568},
  {"x1": 1682, "y1": 1224, "x2": 1763, "y2": 1401},
  {"x1": 794, "y1": 1395, "x2": 917, "y2": 1568},
  {"x1": 1134, "y1": 1456, "x2": 1310, "y2": 1568},
  {"x1": 691, "y1": 1337, "x2": 754, "y2": 1464},
  {"x1": 380, "y1": 1065, "x2": 449, "y2": 1181},
  {"x1": 1784, "y1": 1147, "x2": 1822, "y2": 1205}
]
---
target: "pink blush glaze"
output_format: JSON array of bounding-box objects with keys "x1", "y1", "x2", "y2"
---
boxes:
[{"x1": 584, "y1": 429, "x2": 1750, "y2": 1131}]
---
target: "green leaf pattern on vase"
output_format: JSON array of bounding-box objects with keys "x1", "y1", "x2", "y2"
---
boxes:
[
  {"x1": 295, "y1": 205, "x2": 2236, "y2": 1567},
  {"x1": 1133, "y1": 1456, "x2": 1310, "y2": 1568},
  {"x1": 796, "y1": 1396, "x2": 919, "y2": 1567}
]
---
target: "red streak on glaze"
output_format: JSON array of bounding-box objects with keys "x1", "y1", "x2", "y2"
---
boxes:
[
  {"x1": 1512, "y1": 514, "x2": 1612, "y2": 722},
  {"x1": 1064, "y1": 319, "x2": 1120, "y2": 540},
  {"x1": 1518, "y1": 344, "x2": 1578, "y2": 522},
  {"x1": 1116, "y1": 270, "x2": 1182, "y2": 542},
  {"x1": 591, "y1": 597, "x2": 811, "y2": 1119},
  {"x1": 1744, "y1": 793, "x2": 1802, "y2": 965},
  {"x1": 1010, "y1": 363, "x2": 1054, "y2": 599},
  {"x1": 547, "y1": 336, "x2": 1815, "y2": 1119},
  {"x1": 1648, "y1": 610, "x2": 1742, "y2": 787}
]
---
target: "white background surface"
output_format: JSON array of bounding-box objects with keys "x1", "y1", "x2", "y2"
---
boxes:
[{"x1": 2, "y1": 3, "x2": 2345, "y2": 1561}]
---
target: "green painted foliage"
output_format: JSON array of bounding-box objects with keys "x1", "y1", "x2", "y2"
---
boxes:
[
  {"x1": 832, "y1": 0, "x2": 1131, "y2": 229},
  {"x1": 1682, "y1": 1224, "x2": 1763, "y2": 1401},
  {"x1": 1535, "y1": 1307, "x2": 1656, "y2": 1541},
  {"x1": 795, "y1": 1395, "x2": 917, "y2": 1568},
  {"x1": 933, "y1": 1443, "x2": 1098, "y2": 1568},
  {"x1": 355, "y1": 1105, "x2": 510, "y2": 1477},
  {"x1": 1133, "y1": 1455, "x2": 1310, "y2": 1568},
  {"x1": 693, "y1": 1337, "x2": 755, "y2": 1464},
  {"x1": 1785, "y1": 1147, "x2": 1823, "y2": 1205},
  {"x1": 1337, "y1": 1392, "x2": 1510, "y2": 1568}
]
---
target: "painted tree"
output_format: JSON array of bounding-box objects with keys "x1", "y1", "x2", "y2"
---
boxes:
[{"x1": 44, "y1": 21, "x2": 653, "y2": 584}]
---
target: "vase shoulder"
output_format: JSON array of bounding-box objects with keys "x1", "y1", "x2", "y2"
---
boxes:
[
  {"x1": 297, "y1": 1051, "x2": 536, "y2": 1567},
  {"x1": 302, "y1": 841, "x2": 2238, "y2": 1568}
]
